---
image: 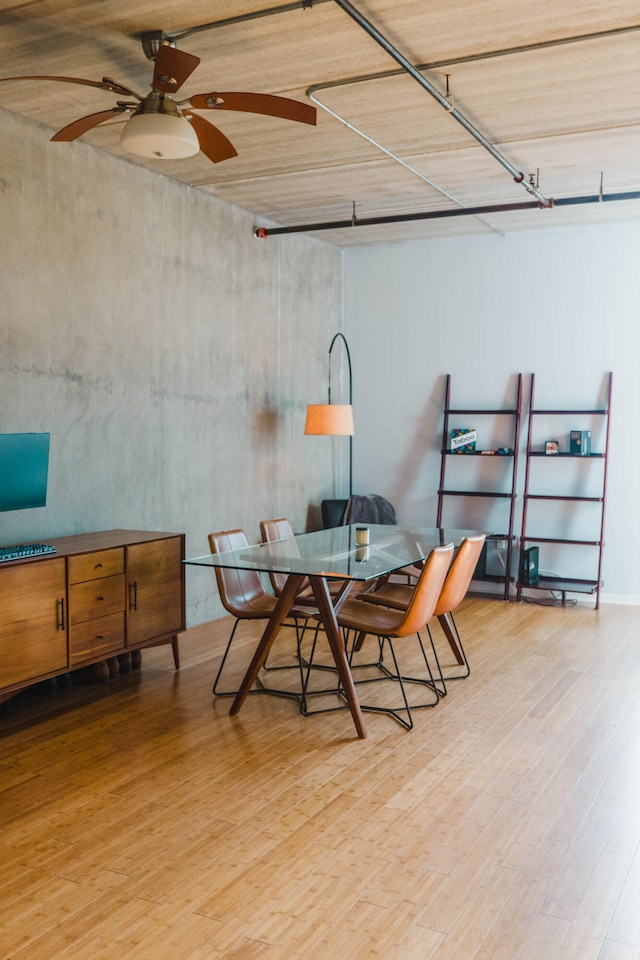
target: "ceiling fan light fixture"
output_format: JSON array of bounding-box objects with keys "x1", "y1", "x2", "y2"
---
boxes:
[{"x1": 120, "y1": 109, "x2": 199, "y2": 159}]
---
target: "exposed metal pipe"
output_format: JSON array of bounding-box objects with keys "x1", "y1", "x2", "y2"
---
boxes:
[
  {"x1": 307, "y1": 23, "x2": 640, "y2": 95},
  {"x1": 145, "y1": 1, "x2": 640, "y2": 237},
  {"x1": 332, "y1": 0, "x2": 551, "y2": 207},
  {"x1": 254, "y1": 191, "x2": 640, "y2": 237},
  {"x1": 306, "y1": 93, "x2": 506, "y2": 237},
  {"x1": 167, "y1": 0, "x2": 333, "y2": 42}
]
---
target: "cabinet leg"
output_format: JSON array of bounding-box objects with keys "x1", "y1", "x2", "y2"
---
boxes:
[
  {"x1": 118, "y1": 652, "x2": 132, "y2": 673},
  {"x1": 171, "y1": 636, "x2": 180, "y2": 670}
]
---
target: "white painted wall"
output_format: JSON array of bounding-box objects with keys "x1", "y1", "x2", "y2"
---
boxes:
[
  {"x1": 0, "y1": 108, "x2": 344, "y2": 626},
  {"x1": 344, "y1": 222, "x2": 640, "y2": 603}
]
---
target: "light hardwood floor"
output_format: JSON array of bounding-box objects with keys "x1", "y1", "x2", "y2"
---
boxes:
[{"x1": 1, "y1": 598, "x2": 639, "y2": 960}]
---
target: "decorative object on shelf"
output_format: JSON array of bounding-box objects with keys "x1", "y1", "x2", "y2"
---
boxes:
[
  {"x1": 519, "y1": 546, "x2": 539, "y2": 584},
  {"x1": 305, "y1": 332, "x2": 354, "y2": 498},
  {"x1": 545, "y1": 440, "x2": 559, "y2": 454},
  {"x1": 570, "y1": 430, "x2": 591, "y2": 455},
  {"x1": 450, "y1": 428, "x2": 477, "y2": 452}
]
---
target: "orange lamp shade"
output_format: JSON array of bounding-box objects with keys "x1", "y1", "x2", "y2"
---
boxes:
[{"x1": 304, "y1": 404, "x2": 354, "y2": 436}]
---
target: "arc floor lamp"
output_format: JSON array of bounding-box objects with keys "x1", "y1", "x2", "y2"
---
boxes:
[{"x1": 304, "y1": 332, "x2": 354, "y2": 498}]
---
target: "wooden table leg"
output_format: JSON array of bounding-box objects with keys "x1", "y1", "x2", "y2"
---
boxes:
[
  {"x1": 309, "y1": 576, "x2": 367, "y2": 740},
  {"x1": 437, "y1": 612, "x2": 465, "y2": 665},
  {"x1": 229, "y1": 574, "x2": 305, "y2": 717}
]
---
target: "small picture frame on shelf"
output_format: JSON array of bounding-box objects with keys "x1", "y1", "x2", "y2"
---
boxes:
[{"x1": 545, "y1": 440, "x2": 559, "y2": 455}]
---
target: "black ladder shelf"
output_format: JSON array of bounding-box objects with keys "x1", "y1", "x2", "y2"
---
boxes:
[
  {"x1": 436, "y1": 374, "x2": 523, "y2": 600},
  {"x1": 516, "y1": 372, "x2": 612, "y2": 609}
]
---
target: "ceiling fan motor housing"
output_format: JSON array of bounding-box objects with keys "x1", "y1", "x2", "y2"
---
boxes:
[{"x1": 120, "y1": 93, "x2": 199, "y2": 159}]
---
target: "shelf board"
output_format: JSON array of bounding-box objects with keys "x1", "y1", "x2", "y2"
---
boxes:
[
  {"x1": 444, "y1": 450, "x2": 515, "y2": 457},
  {"x1": 473, "y1": 573, "x2": 510, "y2": 584},
  {"x1": 524, "y1": 494, "x2": 604, "y2": 503},
  {"x1": 446, "y1": 408, "x2": 518, "y2": 416},
  {"x1": 521, "y1": 536, "x2": 602, "y2": 546},
  {"x1": 438, "y1": 489, "x2": 513, "y2": 499},
  {"x1": 528, "y1": 452, "x2": 605, "y2": 459},
  {"x1": 518, "y1": 576, "x2": 598, "y2": 595},
  {"x1": 530, "y1": 409, "x2": 608, "y2": 416}
]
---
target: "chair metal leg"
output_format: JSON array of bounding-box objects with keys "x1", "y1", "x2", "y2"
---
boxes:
[
  {"x1": 212, "y1": 618, "x2": 241, "y2": 697},
  {"x1": 299, "y1": 622, "x2": 353, "y2": 716},
  {"x1": 213, "y1": 615, "x2": 312, "y2": 704},
  {"x1": 436, "y1": 612, "x2": 470, "y2": 680},
  {"x1": 339, "y1": 631, "x2": 443, "y2": 729},
  {"x1": 356, "y1": 636, "x2": 415, "y2": 730}
]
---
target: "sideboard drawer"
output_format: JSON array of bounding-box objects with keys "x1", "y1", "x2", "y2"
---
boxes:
[
  {"x1": 70, "y1": 613, "x2": 126, "y2": 664},
  {"x1": 69, "y1": 548, "x2": 124, "y2": 584},
  {"x1": 69, "y1": 574, "x2": 126, "y2": 625}
]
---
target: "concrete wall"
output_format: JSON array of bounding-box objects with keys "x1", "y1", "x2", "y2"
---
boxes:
[
  {"x1": 0, "y1": 107, "x2": 344, "y2": 626},
  {"x1": 345, "y1": 223, "x2": 640, "y2": 603}
]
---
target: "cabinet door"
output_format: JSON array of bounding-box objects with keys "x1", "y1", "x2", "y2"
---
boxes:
[
  {"x1": 126, "y1": 537, "x2": 184, "y2": 647},
  {"x1": 0, "y1": 559, "x2": 67, "y2": 688}
]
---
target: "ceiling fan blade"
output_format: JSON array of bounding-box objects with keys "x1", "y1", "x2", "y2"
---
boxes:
[
  {"x1": 0, "y1": 75, "x2": 135, "y2": 97},
  {"x1": 51, "y1": 109, "x2": 124, "y2": 142},
  {"x1": 188, "y1": 91, "x2": 316, "y2": 126},
  {"x1": 152, "y1": 45, "x2": 200, "y2": 94},
  {"x1": 184, "y1": 111, "x2": 238, "y2": 163}
]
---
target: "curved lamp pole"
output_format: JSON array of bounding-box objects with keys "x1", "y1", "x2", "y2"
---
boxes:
[{"x1": 304, "y1": 332, "x2": 354, "y2": 498}]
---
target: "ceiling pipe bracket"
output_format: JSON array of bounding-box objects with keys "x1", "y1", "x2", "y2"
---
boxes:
[{"x1": 141, "y1": 31, "x2": 177, "y2": 61}]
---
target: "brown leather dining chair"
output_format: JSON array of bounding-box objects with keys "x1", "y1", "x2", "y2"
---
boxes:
[
  {"x1": 259, "y1": 517, "x2": 352, "y2": 603},
  {"x1": 259, "y1": 517, "x2": 314, "y2": 603},
  {"x1": 315, "y1": 543, "x2": 454, "y2": 729},
  {"x1": 208, "y1": 529, "x2": 312, "y2": 700},
  {"x1": 260, "y1": 517, "x2": 352, "y2": 697},
  {"x1": 360, "y1": 534, "x2": 486, "y2": 682}
]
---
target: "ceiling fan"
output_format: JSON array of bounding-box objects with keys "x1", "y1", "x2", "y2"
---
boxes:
[{"x1": 0, "y1": 43, "x2": 316, "y2": 163}]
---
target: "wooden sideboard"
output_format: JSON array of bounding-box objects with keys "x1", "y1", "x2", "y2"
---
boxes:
[{"x1": 0, "y1": 529, "x2": 185, "y2": 702}]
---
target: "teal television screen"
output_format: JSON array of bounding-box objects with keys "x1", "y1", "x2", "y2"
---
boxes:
[{"x1": 0, "y1": 433, "x2": 51, "y2": 512}]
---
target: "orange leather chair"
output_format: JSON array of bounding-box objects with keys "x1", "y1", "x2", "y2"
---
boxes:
[
  {"x1": 316, "y1": 543, "x2": 454, "y2": 729},
  {"x1": 361, "y1": 534, "x2": 486, "y2": 681}
]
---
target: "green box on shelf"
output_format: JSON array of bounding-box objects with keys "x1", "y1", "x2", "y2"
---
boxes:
[{"x1": 570, "y1": 430, "x2": 591, "y2": 455}]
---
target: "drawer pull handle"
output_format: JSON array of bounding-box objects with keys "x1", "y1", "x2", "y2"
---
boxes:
[
  {"x1": 95, "y1": 562, "x2": 103, "y2": 569},
  {"x1": 95, "y1": 634, "x2": 103, "y2": 640},
  {"x1": 129, "y1": 581, "x2": 138, "y2": 611},
  {"x1": 96, "y1": 596, "x2": 104, "y2": 602},
  {"x1": 56, "y1": 597, "x2": 65, "y2": 630}
]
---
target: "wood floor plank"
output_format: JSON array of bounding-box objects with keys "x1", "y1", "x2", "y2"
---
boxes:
[{"x1": 1, "y1": 601, "x2": 640, "y2": 959}]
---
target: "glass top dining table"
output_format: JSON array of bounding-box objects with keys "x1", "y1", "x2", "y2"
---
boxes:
[
  {"x1": 185, "y1": 524, "x2": 480, "y2": 580},
  {"x1": 184, "y1": 525, "x2": 482, "y2": 739}
]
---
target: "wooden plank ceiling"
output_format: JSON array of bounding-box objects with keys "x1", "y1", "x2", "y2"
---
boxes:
[{"x1": 1, "y1": 0, "x2": 639, "y2": 246}]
